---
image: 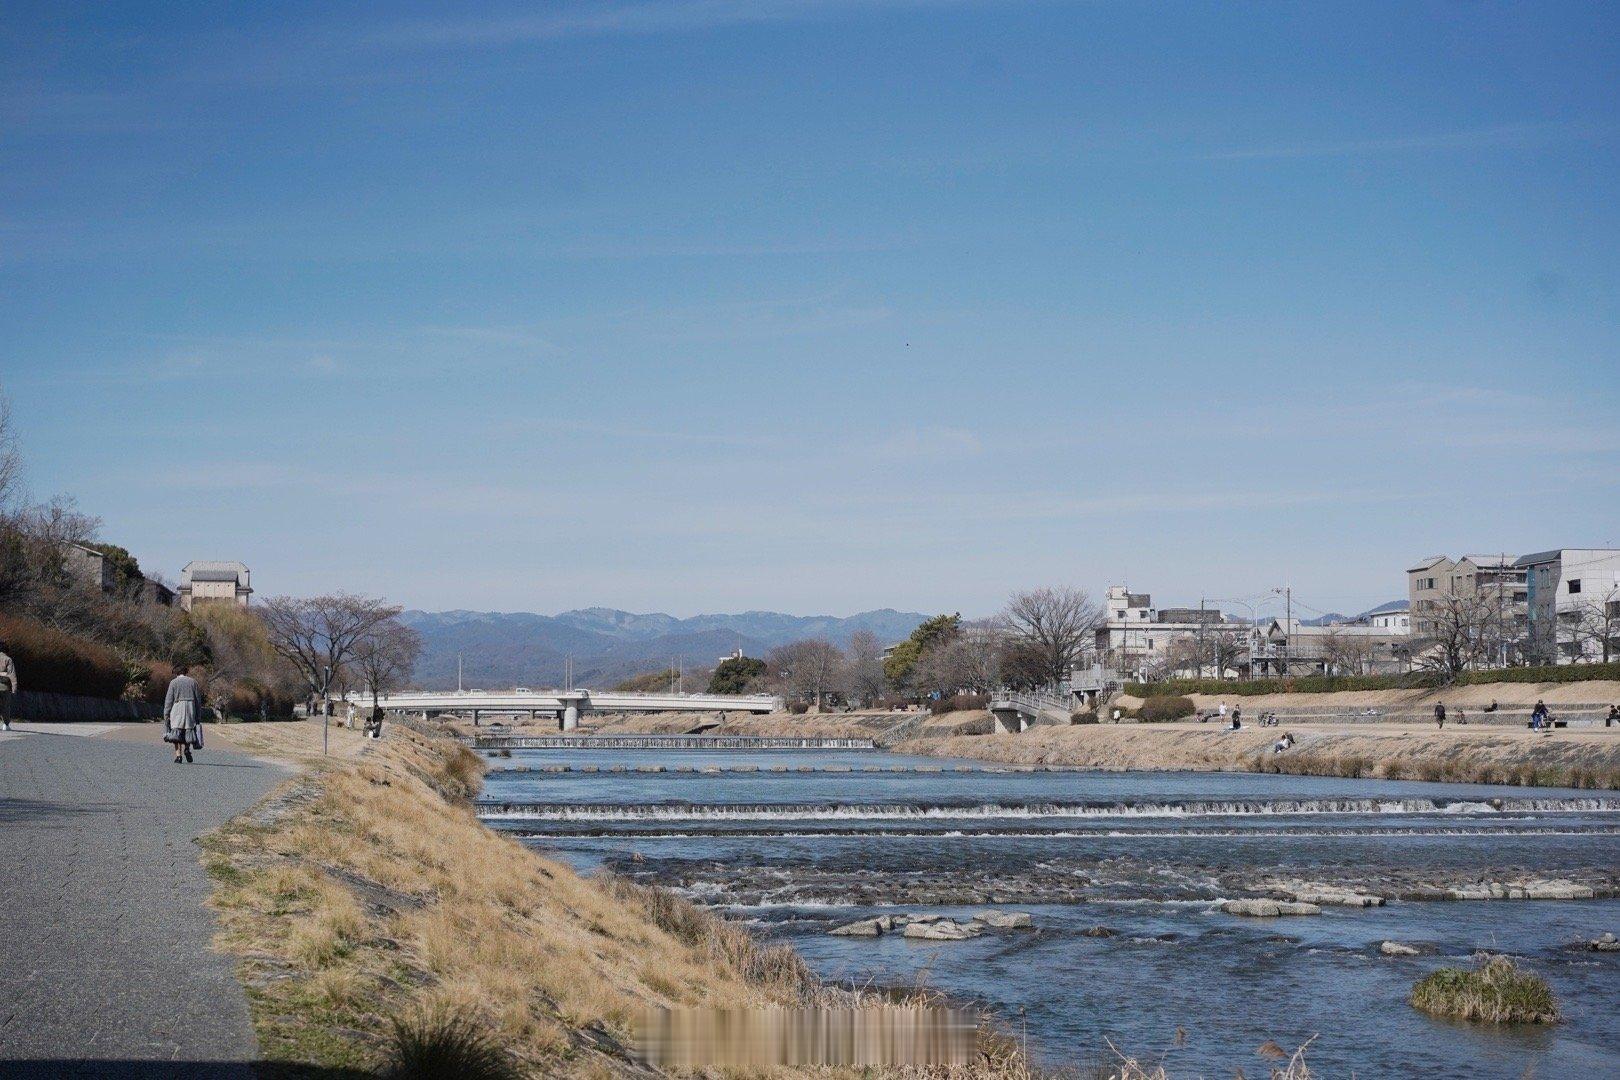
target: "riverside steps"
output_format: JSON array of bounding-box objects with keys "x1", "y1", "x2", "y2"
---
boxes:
[{"x1": 467, "y1": 733, "x2": 878, "y2": 751}]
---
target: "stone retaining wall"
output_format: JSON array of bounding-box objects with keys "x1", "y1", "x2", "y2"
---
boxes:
[{"x1": 10, "y1": 690, "x2": 158, "y2": 722}]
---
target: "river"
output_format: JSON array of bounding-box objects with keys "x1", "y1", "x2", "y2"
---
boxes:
[{"x1": 479, "y1": 746, "x2": 1620, "y2": 1078}]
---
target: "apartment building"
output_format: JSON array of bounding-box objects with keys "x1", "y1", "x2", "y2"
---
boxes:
[
  {"x1": 1407, "y1": 554, "x2": 1527, "y2": 665},
  {"x1": 1515, "y1": 549, "x2": 1620, "y2": 664},
  {"x1": 1095, "y1": 586, "x2": 1234, "y2": 675}
]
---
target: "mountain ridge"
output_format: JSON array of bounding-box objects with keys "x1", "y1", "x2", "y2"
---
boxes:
[{"x1": 399, "y1": 607, "x2": 928, "y2": 690}]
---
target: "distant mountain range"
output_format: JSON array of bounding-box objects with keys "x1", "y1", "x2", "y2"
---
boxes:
[
  {"x1": 399, "y1": 607, "x2": 929, "y2": 690},
  {"x1": 1302, "y1": 600, "x2": 1406, "y2": 626}
]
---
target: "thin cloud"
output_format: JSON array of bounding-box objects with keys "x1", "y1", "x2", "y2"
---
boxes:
[
  {"x1": 1201, "y1": 120, "x2": 1608, "y2": 161},
  {"x1": 378, "y1": 0, "x2": 993, "y2": 48}
]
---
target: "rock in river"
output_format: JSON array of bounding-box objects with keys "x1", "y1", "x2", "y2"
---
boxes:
[
  {"x1": 1592, "y1": 932, "x2": 1619, "y2": 952},
  {"x1": 903, "y1": 920, "x2": 984, "y2": 941},
  {"x1": 829, "y1": 918, "x2": 885, "y2": 937},
  {"x1": 1379, "y1": 941, "x2": 1421, "y2": 957},
  {"x1": 1219, "y1": 899, "x2": 1321, "y2": 918},
  {"x1": 976, "y1": 911, "x2": 1034, "y2": 929}
]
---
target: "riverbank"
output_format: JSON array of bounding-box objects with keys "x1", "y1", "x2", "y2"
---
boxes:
[
  {"x1": 201, "y1": 720, "x2": 1033, "y2": 1078},
  {"x1": 201, "y1": 721, "x2": 820, "y2": 1076},
  {"x1": 898, "y1": 719, "x2": 1620, "y2": 788}
]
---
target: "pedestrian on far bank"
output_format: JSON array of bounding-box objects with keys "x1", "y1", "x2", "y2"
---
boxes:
[
  {"x1": 1435, "y1": 701, "x2": 1446, "y2": 730},
  {"x1": 163, "y1": 665, "x2": 204, "y2": 763},
  {"x1": 1218, "y1": 702, "x2": 1228, "y2": 721},
  {"x1": 1606, "y1": 705, "x2": 1618, "y2": 728},
  {"x1": 0, "y1": 640, "x2": 16, "y2": 732}
]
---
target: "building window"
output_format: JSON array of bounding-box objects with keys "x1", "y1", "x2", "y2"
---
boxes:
[{"x1": 1568, "y1": 579, "x2": 1582, "y2": 594}]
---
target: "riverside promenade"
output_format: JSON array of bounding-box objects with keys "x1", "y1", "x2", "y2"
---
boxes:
[{"x1": 0, "y1": 725, "x2": 287, "y2": 1077}]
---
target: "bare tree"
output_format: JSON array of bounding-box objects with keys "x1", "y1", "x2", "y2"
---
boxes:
[
  {"x1": 1164, "y1": 636, "x2": 1203, "y2": 678},
  {"x1": 843, "y1": 629, "x2": 887, "y2": 705},
  {"x1": 1413, "y1": 592, "x2": 1497, "y2": 677},
  {"x1": 260, "y1": 594, "x2": 403, "y2": 714},
  {"x1": 1569, "y1": 587, "x2": 1620, "y2": 664},
  {"x1": 767, "y1": 638, "x2": 844, "y2": 711},
  {"x1": 0, "y1": 393, "x2": 21, "y2": 512},
  {"x1": 352, "y1": 619, "x2": 423, "y2": 717},
  {"x1": 1002, "y1": 587, "x2": 1101, "y2": 688},
  {"x1": 1319, "y1": 629, "x2": 1373, "y2": 675}
]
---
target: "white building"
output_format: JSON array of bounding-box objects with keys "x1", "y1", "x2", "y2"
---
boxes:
[
  {"x1": 1096, "y1": 586, "x2": 1237, "y2": 676},
  {"x1": 1515, "y1": 549, "x2": 1620, "y2": 664},
  {"x1": 179, "y1": 561, "x2": 253, "y2": 610},
  {"x1": 1361, "y1": 600, "x2": 1411, "y2": 633}
]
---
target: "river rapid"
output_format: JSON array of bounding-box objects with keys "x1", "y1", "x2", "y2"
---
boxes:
[{"x1": 480, "y1": 747, "x2": 1620, "y2": 1078}]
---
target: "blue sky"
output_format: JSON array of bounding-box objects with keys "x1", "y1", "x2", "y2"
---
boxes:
[{"x1": 3, "y1": 1, "x2": 1617, "y2": 620}]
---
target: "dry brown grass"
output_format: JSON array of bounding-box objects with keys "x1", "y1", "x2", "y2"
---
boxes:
[{"x1": 204, "y1": 722, "x2": 811, "y2": 1077}]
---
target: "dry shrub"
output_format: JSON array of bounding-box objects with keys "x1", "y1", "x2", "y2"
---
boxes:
[{"x1": 385, "y1": 1007, "x2": 522, "y2": 1080}]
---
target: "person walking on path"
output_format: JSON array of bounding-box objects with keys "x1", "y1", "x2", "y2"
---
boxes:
[
  {"x1": 163, "y1": 665, "x2": 204, "y2": 763},
  {"x1": 0, "y1": 640, "x2": 16, "y2": 731},
  {"x1": 1434, "y1": 701, "x2": 1446, "y2": 730}
]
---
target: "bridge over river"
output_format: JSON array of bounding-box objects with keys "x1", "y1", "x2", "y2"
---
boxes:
[{"x1": 355, "y1": 689, "x2": 782, "y2": 729}]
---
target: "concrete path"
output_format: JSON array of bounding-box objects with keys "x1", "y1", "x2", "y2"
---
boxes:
[{"x1": 0, "y1": 727, "x2": 288, "y2": 1077}]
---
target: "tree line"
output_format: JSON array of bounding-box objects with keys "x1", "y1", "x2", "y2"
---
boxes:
[{"x1": 703, "y1": 587, "x2": 1103, "y2": 709}]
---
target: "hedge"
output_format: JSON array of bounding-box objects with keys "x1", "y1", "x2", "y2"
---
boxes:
[
  {"x1": 930, "y1": 692, "x2": 988, "y2": 715},
  {"x1": 1138, "y1": 695, "x2": 1196, "y2": 721},
  {"x1": 0, "y1": 612, "x2": 131, "y2": 700},
  {"x1": 1137, "y1": 661, "x2": 1620, "y2": 698}
]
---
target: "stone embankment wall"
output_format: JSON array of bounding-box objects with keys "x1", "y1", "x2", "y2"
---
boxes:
[{"x1": 11, "y1": 690, "x2": 158, "y2": 722}]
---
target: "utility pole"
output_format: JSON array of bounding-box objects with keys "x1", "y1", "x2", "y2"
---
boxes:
[
  {"x1": 457, "y1": 653, "x2": 463, "y2": 692},
  {"x1": 1285, "y1": 586, "x2": 1292, "y2": 674},
  {"x1": 1198, "y1": 597, "x2": 1206, "y2": 678}
]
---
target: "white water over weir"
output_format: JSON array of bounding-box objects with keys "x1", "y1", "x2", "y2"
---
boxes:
[
  {"x1": 468, "y1": 734, "x2": 878, "y2": 751},
  {"x1": 479, "y1": 795, "x2": 1620, "y2": 821}
]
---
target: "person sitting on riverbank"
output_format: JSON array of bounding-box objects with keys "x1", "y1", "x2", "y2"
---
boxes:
[
  {"x1": 1531, "y1": 701, "x2": 1550, "y2": 731},
  {"x1": 1229, "y1": 707, "x2": 1242, "y2": 731},
  {"x1": 1607, "y1": 705, "x2": 1618, "y2": 728},
  {"x1": 1272, "y1": 732, "x2": 1294, "y2": 754}
]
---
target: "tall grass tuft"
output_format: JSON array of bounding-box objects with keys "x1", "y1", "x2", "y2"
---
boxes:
[
  {"x1": 385, "y1": 1008, "x2": 522, "y2": 1080},
  {"x1": 1410, "y1": 955, "x2": 1559, "y2": 1024}
]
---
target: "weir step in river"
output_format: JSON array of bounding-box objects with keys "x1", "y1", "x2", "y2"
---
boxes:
[
  {"x1": 467, "y1": 734, "x2": 878, "y2": 751},
  {"x1": 484, "y1": 763, "x2": 1093, "y2": 774}
]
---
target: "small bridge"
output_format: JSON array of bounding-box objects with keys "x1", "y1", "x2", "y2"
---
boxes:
[
  {"x1": 988, "y1": 689, "x2": 1072, "y2": 733},
  {"x1": 469, "y1": 734, "x2": 876, "y2": 751},
  {"x1": 355, "y1": 689, "x2": 781, "y2": 729}
]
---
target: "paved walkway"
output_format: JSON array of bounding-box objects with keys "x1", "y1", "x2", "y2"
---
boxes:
[{"x1": 0, "y1": 727, "x2": 288, "y2": 1077}]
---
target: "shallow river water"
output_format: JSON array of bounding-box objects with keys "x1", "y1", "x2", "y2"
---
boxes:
[{"x1": 481, "y1": 747, "x2": 1620, "y2": 1078}]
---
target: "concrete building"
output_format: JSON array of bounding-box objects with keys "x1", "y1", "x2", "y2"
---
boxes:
[
  {"x1": 1515, "y1": 549, "x2": 1620, "y2": 664},
  {"x1": 1096, "y1": 586, "x2": 1235, "y2": 676},
  {"x1": 1407, "y1": 554, "x2": 1527, "y2": 665},
  {"x1": 1249, "y1": 619, "x2": 1410, "y2": 676},
  {"x1": 1360, "y1": 600, "x2": 1411, "y2": 633},
  {"x1": 179, "y1": 561, "x2": 253, "y2": 610},
  {"x1": 63, "y1": 542, "x2": 117, "y2": 593}
]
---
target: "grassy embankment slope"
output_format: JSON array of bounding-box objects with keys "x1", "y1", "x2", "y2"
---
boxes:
[
  {"x1": 203, "y1": 722, "x2": 820, "y2": 1076},
  {"x1": 202, "y1": 720, "x2": 1028, "y2": 1079}
]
